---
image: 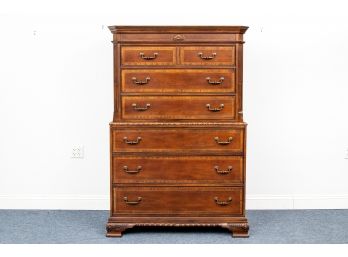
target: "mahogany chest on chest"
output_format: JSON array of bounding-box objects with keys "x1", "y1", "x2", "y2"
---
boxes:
[{"x1": 106, "y1": 26, "x2": 249, "y2": 237}]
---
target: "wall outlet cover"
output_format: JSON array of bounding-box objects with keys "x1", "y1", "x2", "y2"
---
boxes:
[{"x1": 71, "y1": 146, "x2": 84, "y2": 159}]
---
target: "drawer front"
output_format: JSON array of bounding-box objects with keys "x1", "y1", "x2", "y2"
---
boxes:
[
  {"x1": 121, "y1": 69, "x2": 235, "y2": 93},
  {"x1": 113, "y1": 186, "x2": 243, "y2": 215},
  {"x1": 112, "y1": 128, "x2": 244, "y2": 153},
  {"x1": 180, "y1": 46, "x2": 235, "y2": 66},
  {"x1": 118, "y1": 33, "x2": 239, "y2": 43},
  {"x1": 113, "y1": 156, "x2": 243, "y2": 184},
  {"x1": 122, "y1": 96, "x2": 236, "y2": 120},
  {"x1": 121, "y1": 47, "x2": 176, "y2": 66}
]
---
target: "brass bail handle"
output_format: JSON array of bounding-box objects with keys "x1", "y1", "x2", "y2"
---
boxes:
[
  {"x1": 139, "y1": 52, "x2": 158, "y2": 60},
  {"x1": 198, "y1": 52, "x2": 217, "y2": 60},
  {"x1": 206, "y1": 104, "x2": 224, "y2": 112},
  {"x1": 214, "y1": 136, "x2": 233, "y2": 145},
  {"x1": 214, "y1": 166, "x2": 233, "y2": 174},
  {"x1": 123, "y1": 166, "x2": 142, "y2": 174},
  {"x1": 124, "y1": 197, "x2": 142, "y2": 205},
  {"x1": 132, "y1": 77, "x2": 150, "y2": 85},
  {"x1": 214, "y1": 197, "x2": 232, "y2": 206},
  {"x1": 123, "y1": 136, "x2": 142, "y2": 145},
  {"x1": 206, "y1": 77, "x2": 224, "y2": 85},
  {"x1": 132, "y1": 103, "x2": 151, "y2": 111}
]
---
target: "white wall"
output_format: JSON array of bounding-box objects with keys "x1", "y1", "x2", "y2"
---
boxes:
[{"x1": 1, "y1": 0, "x2": 348, "y2": 209}]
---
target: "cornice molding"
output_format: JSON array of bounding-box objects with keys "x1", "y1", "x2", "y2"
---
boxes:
[
  {"x1": 110, "y1": 122, "x2": 247, "y2": 127},
  {"x1": 108, "y1": 26, "x2": 249, "y2": 34}
]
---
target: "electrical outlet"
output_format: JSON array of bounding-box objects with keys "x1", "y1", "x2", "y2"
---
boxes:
[{"x1": 71, "y1": 146, "x2": 84, "y2": 159}]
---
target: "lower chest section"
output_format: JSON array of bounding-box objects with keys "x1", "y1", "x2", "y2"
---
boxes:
[{"x1": 110, "y1": 123, "x2": 246, "y2": 217}]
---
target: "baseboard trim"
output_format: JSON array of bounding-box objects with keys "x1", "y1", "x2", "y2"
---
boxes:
[
  {"x1": 0, "y1": 195, "x2": 109, "y2": 210},
  {"x1": 0, "y1": 194, "x2": 347, "y2": 210},
  {"x1": 246, "y1": 195, "x2": 348, "y2": 209}
]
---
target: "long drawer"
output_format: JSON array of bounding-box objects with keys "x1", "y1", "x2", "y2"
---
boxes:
[
  {"x1": 113, "y1": 156, "x2": 244, "y2": 184},
  {"x1": 121, "y1": 96, "x2": 236, "y2": 120},
  {"x1": 121, "y1": 69, "x2": 235, "y2": 93},
  {"x1": 113, "y1": 186, "x2": 243, "y2": 215},
  {"x1": 112, "y1": 128, "x2": 244, "y2": 153}
]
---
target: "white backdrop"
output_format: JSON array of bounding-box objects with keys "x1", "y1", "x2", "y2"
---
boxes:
[{"x1": 0, "y1": 0, "x2": 348, "y2": 209}]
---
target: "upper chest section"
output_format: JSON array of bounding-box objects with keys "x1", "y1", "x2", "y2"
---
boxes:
[{"x1": 109, "y1": 26, "x2": 247, "y2": 68}]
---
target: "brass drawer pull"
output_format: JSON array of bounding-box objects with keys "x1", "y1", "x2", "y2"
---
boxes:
[
  {"x1": 124, "y1": 197, "x2": 142, "y2": 205},
  {"x1": 198, "y1": 52, "x2": 217, "y2": 60},
  {"x1": 206, "y1": 103, "x2": 224, "y2": 112},
  {"x1": 214, "y1": 136, "x2": 233, "y2": 145},
  {"x1": 123, "y1": 136, "x2": 142, "y2": 145},
  {"x1": 132, "y1": 77, "x2": 150, "y2": 85},
  {"x1": 214, "y1": 197, "x2": 232, "y2": 206},
  {"x1": 214, "y1": 166, "x2": 233, "y2": 175},
  {"x1": 206, "y1": 77, "x2": 224, "y2": 85},
  {"x1": 132, "y1": 103, "x2": 151, "y2": 111},
  {"x1": 123, "y1": 166, "x2": 142, "y2": 174},
  {"x1": 139, "y1": 52, "x2": 158, "y2": 60}
]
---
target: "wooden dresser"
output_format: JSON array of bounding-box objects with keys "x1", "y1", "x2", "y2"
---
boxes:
[{"x1": 106, "y1": 26, "x2": 249, "y2": 237}]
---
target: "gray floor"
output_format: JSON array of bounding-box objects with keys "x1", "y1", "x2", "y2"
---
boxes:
[{"x1": 0, "y1": 210, "x2": 347, "y2": 243}]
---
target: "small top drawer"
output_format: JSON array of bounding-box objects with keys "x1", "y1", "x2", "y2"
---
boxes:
[
  {"x1": 115, "y1": 32, "x2": 243, "y2": 43},
  {"x1": 121, "y1": 46, "x2": 176, "y2": 66},
  {"x1": 180, "y1": 46, "x2": 235, "y2": 66}
]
